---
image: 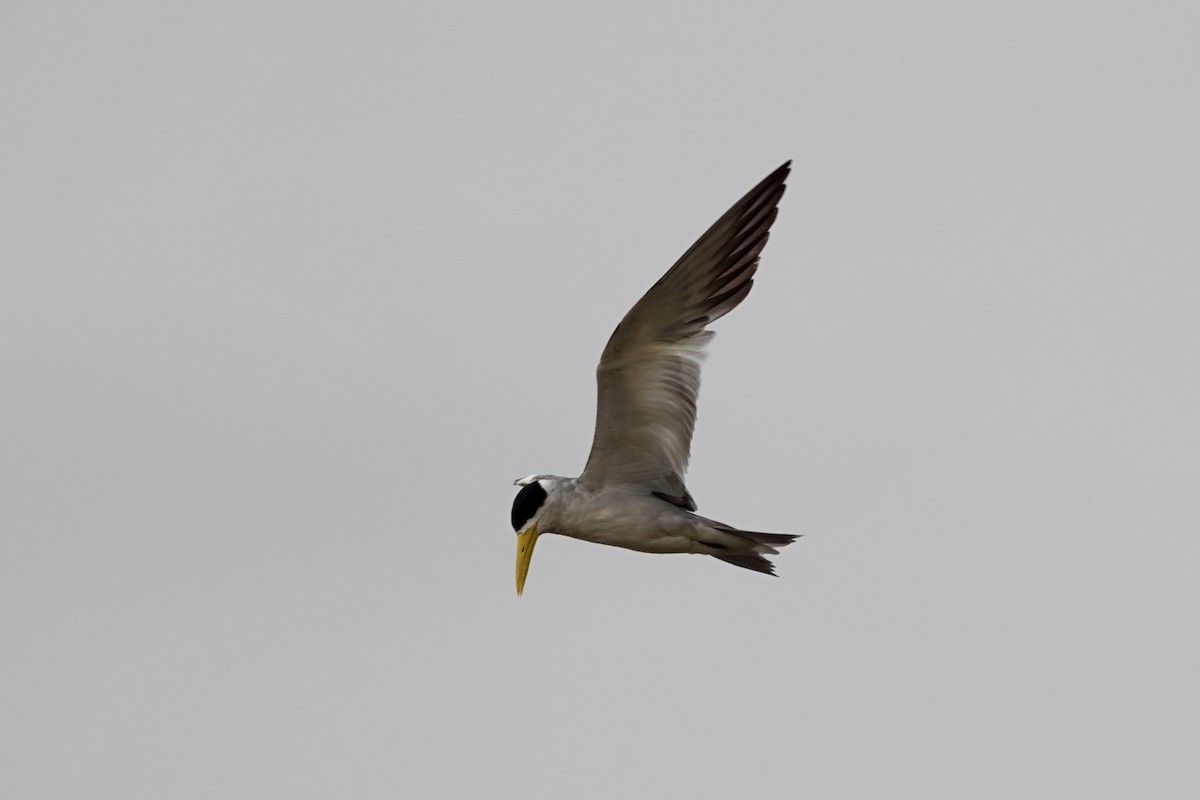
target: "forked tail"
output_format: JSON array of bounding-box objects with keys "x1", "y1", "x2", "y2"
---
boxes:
[{"x1": 712, "y1": 529, "x2": 799, "y2": 576}]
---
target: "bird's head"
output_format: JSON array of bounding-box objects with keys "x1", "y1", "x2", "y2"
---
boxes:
[{"x1": 511, "y1": 475, "x2": 554, "y2": 596}]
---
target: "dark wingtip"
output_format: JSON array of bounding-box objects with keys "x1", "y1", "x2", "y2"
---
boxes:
[
  {"x1": 753, "y1": 160, "x2": 791, "y2": 196},
  {"x1": 768, "y1": 160, "x2": 792, "y2": 184}
]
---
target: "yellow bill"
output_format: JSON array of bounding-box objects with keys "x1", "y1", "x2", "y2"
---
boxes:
[{"x1": 515, "y1": 523, "x2": 539, "y2": 596}]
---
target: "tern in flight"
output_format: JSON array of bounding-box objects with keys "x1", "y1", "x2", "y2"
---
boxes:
[{"x1": 511, "y1": 162, "x2": 797, "y2": 595}]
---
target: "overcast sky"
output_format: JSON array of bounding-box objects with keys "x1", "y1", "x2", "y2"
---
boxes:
[{"x1": 3, "y1": 2, "x2": 1198, "y2": 798}]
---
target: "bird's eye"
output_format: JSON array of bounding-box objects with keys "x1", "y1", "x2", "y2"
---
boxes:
[{"x1": 511, "y1": 481, "x2": 547, "y2": 531}]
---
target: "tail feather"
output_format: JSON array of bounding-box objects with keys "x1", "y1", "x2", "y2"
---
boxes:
[
  {"x1": 738, "y1": 530, "x2": 799, "y2": 550},
  {"x1": 713, "y1": 551, "x2": 780, "y2": 575},
  {"x1": 711, "y1": 528, "x2": 799, "y2": 575}
]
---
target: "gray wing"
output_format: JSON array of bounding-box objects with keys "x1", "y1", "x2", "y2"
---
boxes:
[{"x1": 578, "y1": 162, "x2": 790, "y2": 510}]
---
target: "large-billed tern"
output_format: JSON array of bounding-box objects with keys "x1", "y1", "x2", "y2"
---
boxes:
[{"x1": 511, "y1": 162, "x2": 796, "y2": 595}]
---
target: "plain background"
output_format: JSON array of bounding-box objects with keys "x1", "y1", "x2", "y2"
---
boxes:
[{"x1": 3, "y1": 2, "x2": 1198, "y2": 797}]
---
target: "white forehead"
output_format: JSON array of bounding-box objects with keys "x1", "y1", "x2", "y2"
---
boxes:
[{"x1": 514, "y1": 474, "x2": 540, "y2": 487}]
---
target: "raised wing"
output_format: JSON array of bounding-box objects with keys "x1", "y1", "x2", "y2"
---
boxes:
[{"x1": 578, "y1": 162, "x2": 790, "y2": 509}]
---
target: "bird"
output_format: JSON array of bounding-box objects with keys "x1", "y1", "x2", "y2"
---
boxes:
[{"x1": 510, "y1": 162, "x2": 797, "y2": 595}]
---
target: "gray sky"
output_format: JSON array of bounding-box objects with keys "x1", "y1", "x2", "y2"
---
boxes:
[{"x1": 3, "y1": 1, "x2": 1198, "y2": 797}]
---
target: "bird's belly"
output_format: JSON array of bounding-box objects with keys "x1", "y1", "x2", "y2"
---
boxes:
[
  {"x1": 570, "y1": 526, "x2": 695, "y2": 554},
  {"x1": 546, "y1": 491, "x2": 712, "y2": 554},
  {"x1": 558, "y1": 505, "x2": 700, "y2": 554}
]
